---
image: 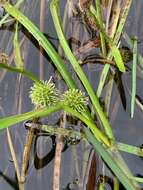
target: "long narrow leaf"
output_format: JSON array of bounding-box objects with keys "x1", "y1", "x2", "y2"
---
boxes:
[
  {"x1": 114, "y1": 0, "x2": 133, "y2": 43},
  {"x1": 84, "y1": 128, "x2": 139, "y2": 190},
  {"x1": 117, "y1": 142, "x2": 143, "y2": 157},
  {"x1": 0, "y1": 62, "x2": 40, "y2": 83},
  {"x1": 89, "y1": 5, "x2": 125, "y2": 72},
  {"x1": 95, "y1": 0, "x2": 106, "y2": 56},
  {"x1": 131, "y1": 37, "x2": 137, "y2": 118},
  {"x1": 13, "y1": 22, "x2": 23, "y2": 69},
  {"x1": 1, "y1": 2, "x2": 77, "y2": 89},
  {"x1": 0, "y1": 105, "x2": 62, "y2": 130},
  {"x1": 50, "y1": 0, "x2": 113, "y2": 139},
  {"x1": 97, "y1": 0, "x2": 132, "y2": 96},
  {"x1": 123, "y1": 32, "x2": 143, "y2": 76},
  {"x1": 0, "y1": 104, "x2": 110, "y2": 146},
  {"x1": 0, "y1": 0, "x2": 24, "y2": 27}
]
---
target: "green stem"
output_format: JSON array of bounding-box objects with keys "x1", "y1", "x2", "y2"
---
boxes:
[
  {"x1": 0, "y1": 104, "x2": 62, "y2": 129},
  {"x1": 98, "y1": 182, "x2": 105, "y2": 190},
  {"x1": 29, "y1": 123, "x2": 143, "y2": 158},
  {"x1": 39, "y1": 124, "x2": 85, "y2": 140},
  {"x1": 50, "y1": 0, "x2": 114, "y2": 139}
]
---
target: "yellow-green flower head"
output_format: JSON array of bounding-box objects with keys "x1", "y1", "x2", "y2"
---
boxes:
[
  {"x1": 29, "y1": 79, "x2": 60, "y2": 108},
  {"x1": 63, "y1": 89, "x2": 88, "y2": 113}
]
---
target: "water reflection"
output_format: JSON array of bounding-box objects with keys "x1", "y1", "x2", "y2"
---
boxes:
[{"x1": 0, "y1": 0, "x2": 143, "y2": 190}]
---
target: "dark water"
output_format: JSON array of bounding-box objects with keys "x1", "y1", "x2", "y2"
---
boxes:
[{"x1": 0, "y1": 0, "x2": 143, "y2": 190}]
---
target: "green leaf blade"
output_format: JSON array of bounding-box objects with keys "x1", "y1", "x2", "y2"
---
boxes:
[
  {"x1": 131, "y1": 37, "x2": 137, "y2": 118},
  {"x1": 111, "y1": 45, "x2": 126, "y2": 72}
]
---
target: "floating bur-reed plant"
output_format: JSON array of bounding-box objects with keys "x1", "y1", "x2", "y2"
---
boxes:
[{"x1": 0, "y1": 1, "x2": 142, "y2": 189}]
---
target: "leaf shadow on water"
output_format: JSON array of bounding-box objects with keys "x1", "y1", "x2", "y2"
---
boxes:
[
  {"x1": 114, "y1": 71, "x2": 127, "y2": 110},
  {"x1": 33, "y1": 134, "x2": 69, "y2": 170},
  {"x1": 0, "y1": 170, "x2": 18, "y2": 190},
  {"x1": 33, "y1": 135, "x2": 56, "y2": 169},
  {"x1": 22, "y1": 28, "x2": 59, "y2": 66}
]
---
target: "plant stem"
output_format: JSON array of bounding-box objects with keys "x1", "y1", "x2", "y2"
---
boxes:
[
  {"x1": 21, "y1": 117, "x2": 39, "y2": 183},
  {"x1": 38, "y1": 124, "x2": 85, "y2": 140},
  {"x1": 7, "y1": 129, "x2": 24, "y2": 190},
  {"x1": 53, "y1": 112, "x2": 66, "y2": 190}
]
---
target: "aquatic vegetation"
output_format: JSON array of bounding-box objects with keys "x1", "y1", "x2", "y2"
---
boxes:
[{"x1": 0, "y1": 0, "x2": 143, "y2": 190}]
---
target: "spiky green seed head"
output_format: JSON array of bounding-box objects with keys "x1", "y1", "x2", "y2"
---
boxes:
[
  {"x1": 29, "y1": 79, "x2": 60, "y2": 108},
  {"x1": 63, "y1": 89, "x2": 88, "y2": 113}
]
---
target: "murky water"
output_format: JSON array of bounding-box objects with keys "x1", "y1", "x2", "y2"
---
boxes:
[{"x1": 0, "y1": 0, "x2": 143, "y2": 190}]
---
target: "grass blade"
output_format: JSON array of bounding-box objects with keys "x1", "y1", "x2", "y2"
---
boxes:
[
  {"x1": 50, "y1": 0, "x2": 114, "y2": 139},
  {"x1": 97, "y1": 0, "x2": 132, "y2": 96},
  {"x1": 114, "y1": 0, "x2": 133, "y2": 43},
  {"x1": 131, "y1": 37, "x2": 137, "y2": 118},
  {"x1": 89, "y1": 5, "x2": 125, "y2": 72},
  {"x1": 1, "y1": 2, "x2": 114, "y2": 139},
  {"x1": 95, "y1": 0, "x2": 107, "y2": 56},
  {"x1": 2, "y1": 2, "x2": 77, "y2": 89},
  {"x1": 13, "y1": 22, "x2": 23, "y2": 69},
  {"x1": 0, "y1": 105, "x2": 62, "y2": 130},
  {"x1": 84, "y1": 128, "x2": 139, "y2": 190},
  {"x1": 117, "y1": 142, "x2": 143, "y2": 157},
  {"x1": 0, "y1": 104, "x2": 110, "y2": 146},
  {"x1": 0, "y1": 62, "x2": 40, "y2": 82}
]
